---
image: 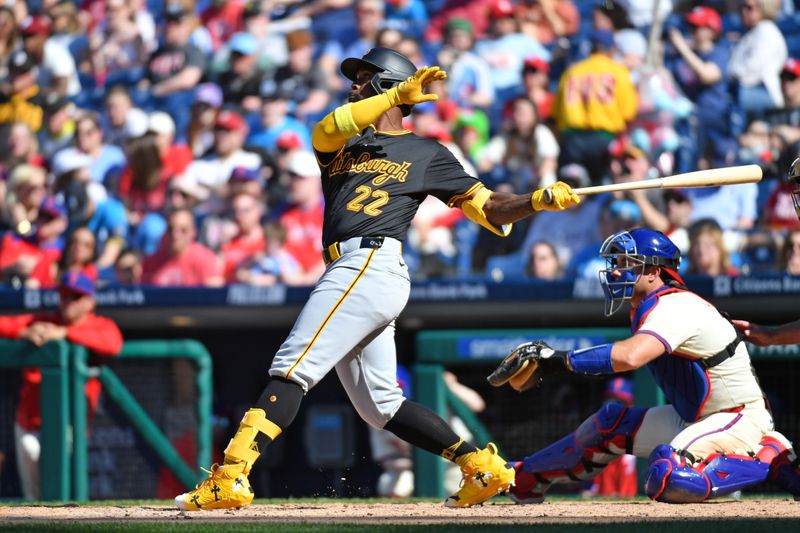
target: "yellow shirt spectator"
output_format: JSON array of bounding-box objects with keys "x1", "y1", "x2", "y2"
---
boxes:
[{"x1": 554, "y1": 53, "x2": 638, "y2": 134}]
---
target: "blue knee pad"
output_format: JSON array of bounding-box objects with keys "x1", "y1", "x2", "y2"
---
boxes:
[
  {"x1": 645, "y1": 444, "x2": 771, "y2": 503},
  {"x1": 521, "y1": 402, "x2": 647, "y2": 479}
]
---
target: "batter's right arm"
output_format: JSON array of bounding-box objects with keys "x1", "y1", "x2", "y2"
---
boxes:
[{"x1": 480, "y1": 182, "x2": 581, "y2": 225}]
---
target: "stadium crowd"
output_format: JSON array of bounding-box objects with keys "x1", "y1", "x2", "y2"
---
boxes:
[{"x1": 1, "y1": 0, "x2": 800, "y2": 289}]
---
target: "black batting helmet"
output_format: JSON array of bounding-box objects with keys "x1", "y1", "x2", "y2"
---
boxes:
[{"x1": 341, "y1": 47, "x2": 418, "y2": 115}]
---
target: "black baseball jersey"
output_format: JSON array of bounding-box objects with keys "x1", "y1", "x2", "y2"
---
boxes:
[{"x1": 315, "y1": 127, "x2": 479, "y2": 246}]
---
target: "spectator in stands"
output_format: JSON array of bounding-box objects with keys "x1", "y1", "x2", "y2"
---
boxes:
[
  {"x1": 592, "y1": 0, "x2": 632, "y2": 32},
  {"x1": 385, "y1": 0, "x2": 428, "y2": 38},
  {"x1": 476, "y1": 0, "x2": 550, "y2": 106},
  {"x1": 520, "y1": 57, "x2": 554, "y2": 121},
  {"x1": 38, "y1": 94, "x2": 74, "y2": 162},
  {"x1": 167, "y1": 173, "x2": 210, "y2": 214},
  {"x1": 669, "y1": 7, "x2": 731, "y2": 169},
  {"x1": 220, "y1": 192, "x2": 265, "y2": 282},
  {"x1": 425, "y1": 0, "x2": 496, "y2": 43},
  {"x1": 57, "y1": 112, "x2": 127, "y2": 190},
  {"x1": 554, "y1": 29, "x2": 637, "y2": 184},
  {"x1": 46, "y1": 1, "x2": 82, "y2": 52},
  {"x1": 18, "y1": 195, "x2": 68, "y2": 287},
  {"x1": 129, "y1": 0, "x2": 157, "y2": 54},
  {"x1": 729, "y1": 0, "x2": 787, "y2": 118},
  {"x1": 0, "y1": 6, "x2": 18, "y2": 81},
  {"x1": 658, "y1": 189, "x2": 693, "y2": 254},
  {"x1": 0, "y1": 51, "x2": 46, "y2": 137},
  {"x1": 0, "y1": 271, "x2": 123, "y2": 501},
  {"x1": 687, "y1": 218, "x2": 739, "y2": 277},
  {"x1": 185, "y1": 110, "x2": 261, "y2": 203},
  {"x1": 343, "y1": 0, "x2": 387, "y2": 71},
  {"x1": 142, "y1": 4, "x2": 206, "y2": 137},
  {"x1": 235, "y1": 220, "x2": 303, "y2": 286},
  {"x1": 3, "y1": 122, "x2": 44, "y2": 173},
  {"x1": 606, "y1": 143, "x2": 666, "y2": 223},
  {"x1": 686, "y1": 139, "x2": 758, "y2": 231},
  {"x1": 142, "y1": 208, "x2": 224, "y2": 287},
  {"x1": 272, "y1": 30, "x2": 332, "y2": 122},
  {"x1": 20, "y1": 15, "x2": 80, "y2": 97},
  {"x1": 274, "y1": 150, "x2": 325, "y2": 284},
  {"x1": 242, "y1": 2, "x2": 287, "y2": 72},
  {"x1": 481, "y1": 96, "x2": 559, "y2": 191},
  {"x1": 228, "y1": 165, "x2": 267, "y2": 204},
  {"x1": 764, "y1": 59, "x2": 800, "y2": 152},
  {"x1": 188, "y1": 83, "x2": 223, "y2": 158},
  {"x1": 248, "y1": 85, "x2": 312, "y2": 154},
  {"x1": 437, "y1": 18, "x2": 494, "y2": 110},
  {"x1": 216, "y1": 32, "x2": 263, "y2": 113},
  {"x1": 103, "y1": 87, "x2": 147, "y2": 148},
  {"x1": 518, "y1": 0, "x2": 579, "y2": 47},
  {"x1": 81, "y1": 0, "x2": 148, "y2": 86},
  {"x1": 527, "y1": 240, "x2": 563, "y2": 280},
  {"x1": 201, "y1": 0, "x2": 244, "y2": 53},
  {"x1": 407, "y1": 194, "x2": 463, "y2": 279},
  {"x1": 51, "y1": 150, "x2": 128, "y2": 271},
  {"x1": 113, "y1": 247, "x2": 143, "y2": 285},
  {"x1": 28, "y1": 225, "x2": 98, "y2": 289},
  {"x1": 779, "y1": 229, "x2": 800, "y2": 275},
  {"x1": 1, "y1": 164, "x2": 47, "y2": 237}
]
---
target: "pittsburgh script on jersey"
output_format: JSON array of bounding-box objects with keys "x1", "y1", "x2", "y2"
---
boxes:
[{"x1": 328, "y1": 151, "x2": 411, "y2": 186}]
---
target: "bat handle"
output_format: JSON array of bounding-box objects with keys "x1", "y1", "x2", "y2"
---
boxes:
[{"x1": 543, "y1": 188, "x2": 554, "y2": 204}]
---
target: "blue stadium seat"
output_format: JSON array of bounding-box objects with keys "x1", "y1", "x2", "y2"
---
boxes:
[{"x1": 485, "y1": 251, "x2": 528, "y2": 281}]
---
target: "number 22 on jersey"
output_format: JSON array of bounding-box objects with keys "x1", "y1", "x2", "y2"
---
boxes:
[{"x1": 346, "y1": 185, "x2": 390, "y2": 216}]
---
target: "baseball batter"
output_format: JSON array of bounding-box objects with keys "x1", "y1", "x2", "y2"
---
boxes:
[
  {"x1": 490, "y1": 228, "x2": 800, "y2": 503},
  {"x1": 175, "y1": 47, "x2": 580, "y2": 511}
]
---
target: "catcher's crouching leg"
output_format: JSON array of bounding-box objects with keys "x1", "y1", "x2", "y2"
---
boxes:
[
  {"x1": 645, "y1": 443, "x2": 772, "y2": 503},
  {"x1": 511, "y1": 402, "x2": 647, "y2": 504}
]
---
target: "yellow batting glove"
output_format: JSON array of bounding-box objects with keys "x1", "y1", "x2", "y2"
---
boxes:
[
  {"x1": 531, "y1": 181, "x2": 582, "y2": 211},
  {"x1": 395, "y1": 66, "x2": 447, "y2": 106}
]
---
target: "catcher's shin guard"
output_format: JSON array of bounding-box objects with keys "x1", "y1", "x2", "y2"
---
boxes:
[
  {"x1": 645, "y1": 444, "x2": 771, "y2": 503},
  {"x1": 224, "y1": 408, "x2": 283, "y2": 474},
  {"x1": 759, "y1": 432, "x2": 800, "y2": 498},
  {"x1": 512, "y1": 402, "x2": 646, "y2": 503}
]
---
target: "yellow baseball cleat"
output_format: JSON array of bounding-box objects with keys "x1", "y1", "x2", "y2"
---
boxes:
[
  {"x1": 174, "y1": 463, "x2": 254, "y2": 511},
  {"x1": 444, "y1": 443, "x2": 515, "y2": 508}
]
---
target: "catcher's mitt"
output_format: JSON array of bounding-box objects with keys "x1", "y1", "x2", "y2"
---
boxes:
[{"x1": 486, "y1": 341, "x2": 568, "y2": 392}]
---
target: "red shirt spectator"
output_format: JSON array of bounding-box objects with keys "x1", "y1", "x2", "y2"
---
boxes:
[
  {"x1": 142, "y1": 208, "x2": 223, "y2": 286},
  {"x1": 221, "y1": 192, "x2": 265, "y2": 282},
  {"x1": 201, "y1": 0, "x2": 245, "y2": 52},
  {"x1": 28, "y1": 227, "x2": 99, "y2": 289},
  {"x1": 276, "y1": 151, "x2": 324, "y2": 278},
  {"x1": 0, "y1": 272, "x2": 123, "y2": 431},
  {"x1": 764, "y1": 181, "x2": 800, "y2": 229}
]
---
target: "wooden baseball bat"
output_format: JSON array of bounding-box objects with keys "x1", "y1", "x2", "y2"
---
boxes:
[{"x1": 543, "y1": 164, "x2": 763, "y2": 203}]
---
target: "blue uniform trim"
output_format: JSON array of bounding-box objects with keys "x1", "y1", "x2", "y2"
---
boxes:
[
  {"x1": 632, "y1": 285, "x2": 711, "y2": 422},
  {"x1": 568, "y1": 344, "x2": 614, "y2": 375}
]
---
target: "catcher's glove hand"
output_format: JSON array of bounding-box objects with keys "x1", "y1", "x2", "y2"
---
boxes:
[{"x1": 486, "y1": 341, "x2": 570, "y2": 392}]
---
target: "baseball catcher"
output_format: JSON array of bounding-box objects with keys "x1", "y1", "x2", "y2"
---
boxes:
[
  {"x1": 489, "y1": 228, "x2": 800, "y2": 503},
  {"x1": 175, "y1": 47, "x2": 581, "y2": 511}
]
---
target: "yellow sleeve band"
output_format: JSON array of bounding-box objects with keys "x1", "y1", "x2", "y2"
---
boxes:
[
  {"x1": 312, "y1": 88, "x2": 402, "y2": 153},
  {"x1": 334, "y1": 104, "x2": 360, "y2": 137},
  {"x1": 460, "y1": 185, "x2": 512, "y2": 237}
]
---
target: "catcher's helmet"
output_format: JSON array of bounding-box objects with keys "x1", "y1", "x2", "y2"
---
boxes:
[
  {"x1": 789, "y1": 157, "x2": 800, "y2": 221},
  {"x1": 598, "y1": 228, "x2": 683, "y2": 316},
  {"x1": 341, "y1": 47, "x2": 417, "y2": 115}
]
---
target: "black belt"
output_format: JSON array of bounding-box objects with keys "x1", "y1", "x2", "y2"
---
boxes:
[{"x1": 323, "y1": 236, "x2": 386, "y2": 265}]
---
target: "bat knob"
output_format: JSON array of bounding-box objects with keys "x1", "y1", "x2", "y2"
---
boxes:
[{"x1": 543, "y1": 189, "x2": 553, "y2": 204}]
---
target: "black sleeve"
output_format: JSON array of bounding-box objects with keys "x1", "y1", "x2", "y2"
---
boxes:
[
  {"x1": 184, "y1": 45, "x2": 207, "y2": 73},
  {"x1": 424, "y1": 142, "x2": 481, "y2": 205}
]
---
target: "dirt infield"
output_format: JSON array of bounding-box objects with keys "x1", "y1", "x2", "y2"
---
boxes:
[{"x1": 1, "y1": 499, "x2": 799, "y2": 525}]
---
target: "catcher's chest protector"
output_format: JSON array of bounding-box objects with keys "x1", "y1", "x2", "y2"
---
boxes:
[{"x1": 632, "y1": 286, "x2": 710, "y2": 422}]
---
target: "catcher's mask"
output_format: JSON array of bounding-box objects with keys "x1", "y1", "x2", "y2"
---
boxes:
[
  {"x1": 340, "y1": 47, "x2": 417, "y2": 116},
  {"x1": 789, "y1": 157, "x2": 800, "y2": 221},
  {"x1": 598, "y1": 228, "x2": 683, "y2": 316}
]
